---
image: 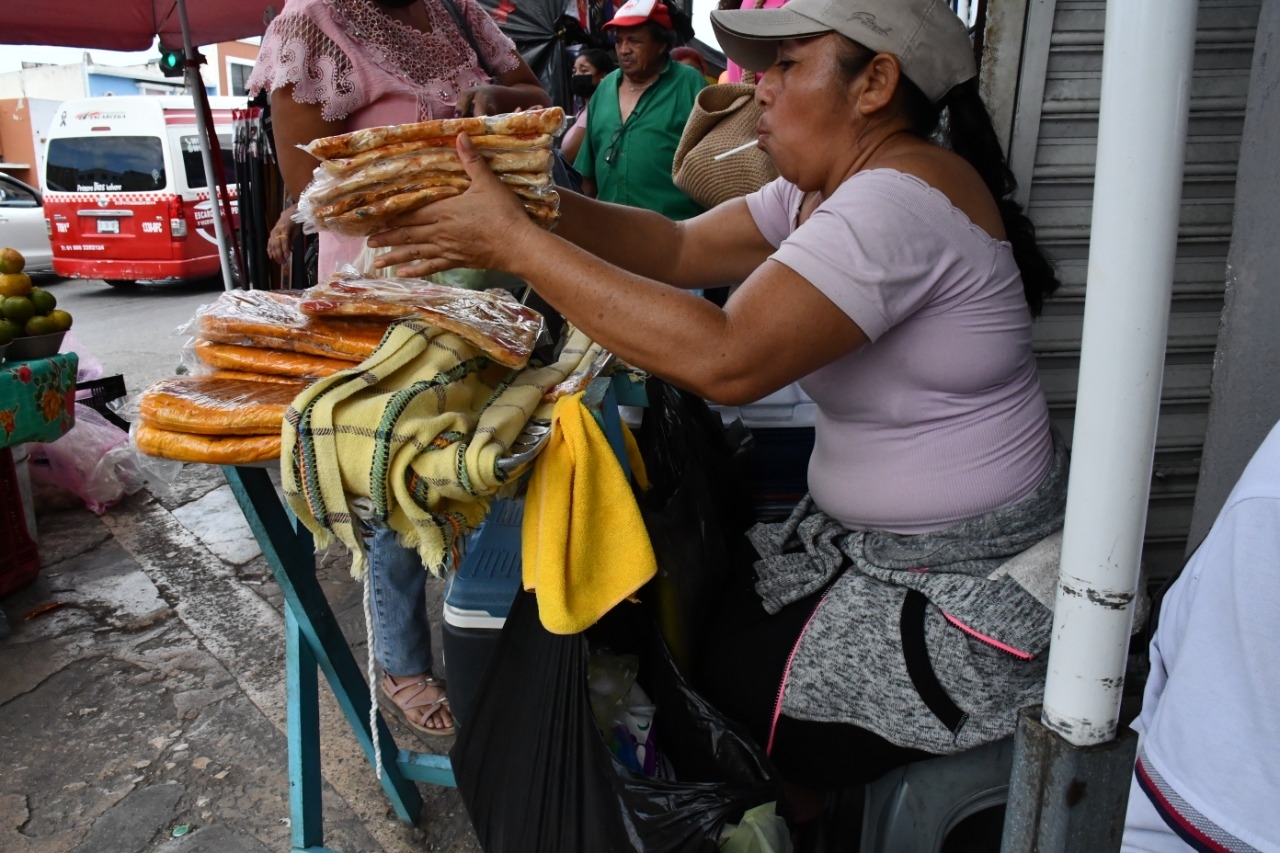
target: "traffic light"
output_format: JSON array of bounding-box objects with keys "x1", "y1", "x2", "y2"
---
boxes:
[
  {"x1": 159, "y1": 47, "x2": 185, "y2": 77},
  {"x1": 158, "y1": 47, "x2": 204, "y2": 78}
]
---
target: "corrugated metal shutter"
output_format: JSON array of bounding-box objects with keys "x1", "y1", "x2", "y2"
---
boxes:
[{"x1": 1005, "y1": 0, "x2": 1261, "y2": 582}]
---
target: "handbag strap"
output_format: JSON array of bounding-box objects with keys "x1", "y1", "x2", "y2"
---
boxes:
[{"x1": 439, "y1": 0, "x2": 495, "y2": 79}]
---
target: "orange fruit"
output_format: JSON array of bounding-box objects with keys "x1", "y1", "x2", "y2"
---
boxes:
[
  {"x1": 2, "y1": 296, "x2": 35, "y2": 326},
  {"x1": 0, "y1": 272, "x2": 32, "y2": 298},
  {"x1": 24, "y1": 315, "x2": 57, "y2": 336},
  {"x1": 47, "y1": 309, "x2": 73, "y2": 332},
  {"x1": 30, "y1": 287, "x2": 56, "y2": 315},
  {"x1": 0, "y1": 247, "x2": 25, "y2": 275}
]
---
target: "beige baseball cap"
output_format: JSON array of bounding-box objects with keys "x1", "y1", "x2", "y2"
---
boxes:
[{"x1": 710, "y1": 0, "x2": 977, "y2": 103}]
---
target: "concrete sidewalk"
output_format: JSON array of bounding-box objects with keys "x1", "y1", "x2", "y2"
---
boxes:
[{"x1": 0, "y1": 464, "x2": 481, "y2": 853}]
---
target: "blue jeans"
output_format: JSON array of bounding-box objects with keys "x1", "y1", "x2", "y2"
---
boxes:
[{"x1": 365, "y1": 526, "x2": 434, "y2": 677}]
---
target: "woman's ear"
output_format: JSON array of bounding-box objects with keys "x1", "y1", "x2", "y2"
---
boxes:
[{"x1": 854, "y1": 53, "x2": 902, "y2": 115}]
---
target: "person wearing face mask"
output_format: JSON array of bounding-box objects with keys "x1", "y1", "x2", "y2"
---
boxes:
[
  {"x1": 573, "y1": 0, "x2": 706, "y2": 219},
  {"x1": 247, "y1": 0, "x2": 551, "y2": 740},
  {"x1": 561, "y1": 49, "x2": 616, "y2": 164}
]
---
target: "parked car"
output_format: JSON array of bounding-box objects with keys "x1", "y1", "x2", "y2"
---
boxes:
[{"x1": 0, "y1": 173, "x2": 55, "y2": 275}]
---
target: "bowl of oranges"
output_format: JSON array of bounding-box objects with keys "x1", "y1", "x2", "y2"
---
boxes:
[{"x1": 0, "y1": 247, "x2": 73, "y2": 362}]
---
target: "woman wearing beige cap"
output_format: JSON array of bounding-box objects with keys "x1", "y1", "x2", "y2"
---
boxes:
[{"x1": 369, "y1": 0, "x2": 1063, "y2": 829}]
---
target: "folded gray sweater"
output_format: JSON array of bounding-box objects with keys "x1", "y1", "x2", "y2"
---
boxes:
[{"x1": 749, "y1": 432, "x2": 1069, "y2": 754}]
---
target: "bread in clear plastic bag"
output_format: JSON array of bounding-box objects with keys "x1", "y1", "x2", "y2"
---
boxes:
[
  {"x1": 296, "y1": 108, "x2": 563, "y2": 237},
  {"x1": 301, "y1": 107, "x2": 565, "y2": 159},
  {"x1": 192, "y1": 288, "x2": 393, "y2": 362},
  {"x1": 192, "y1": 340, "x2": 352, "y2": 379},
  {"x1": 134, "y1": 422, "x2": 282, "y2": 464},
  {"x1": 297, "y1": 273, "x2": 545, "y2": 368},
  {"x1": 137, "y1": 376, "x2": 308, "y2": 436}
]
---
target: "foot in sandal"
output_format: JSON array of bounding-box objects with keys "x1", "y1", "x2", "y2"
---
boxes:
[{"x1": 380, "y1": 672, "x2": 455, "y2": 737}]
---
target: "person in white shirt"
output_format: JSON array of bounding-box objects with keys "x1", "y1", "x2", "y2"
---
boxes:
[{"x1": 1122, "y1": 419, "x2": 1280, "y2": 852}]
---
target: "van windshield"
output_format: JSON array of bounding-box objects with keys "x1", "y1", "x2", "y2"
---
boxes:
[
  {"x1": 46, "y1": 136, "x2": 166, "y2": 193},
  {"x1": 180, "y1": 134, "x2": 237, "y2": 189}
]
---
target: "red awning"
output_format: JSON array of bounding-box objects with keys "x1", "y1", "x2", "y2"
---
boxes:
[{"x1": 0, "y1": 0, "x2": 276, "y2": 52}]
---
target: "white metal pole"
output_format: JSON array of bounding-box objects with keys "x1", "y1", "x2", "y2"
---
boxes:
[
  {"x1": 1041, "y1": 0, "x2": 1200, "y2": 746},
  {"x1": 175, "y1": 0, "x2": 237, "y2": 292}
]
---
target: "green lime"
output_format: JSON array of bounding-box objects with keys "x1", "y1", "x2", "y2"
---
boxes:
[
  {"x1": 29, "y1": 288, "x2": 56, "y2": 315},
  {"x1": 0, "y1": 319, "x2": 17, "y2": 345},
  {"x1": 47, "y1": 309, "x2": 73, "y2": 332},
  {"x1": 24, "y1": 315, "x2": 57, "y2": 336},
  {"x1": 2, "y1": 296, "x2": 35, "y2": 325}
]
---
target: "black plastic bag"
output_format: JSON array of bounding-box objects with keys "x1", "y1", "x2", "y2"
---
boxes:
[
  {"x1": 451, "y1": 591, "x2": 778, "y2": 853},
  {"x1": 635, "y1": 378, "x2": 754, "y2": 674}
]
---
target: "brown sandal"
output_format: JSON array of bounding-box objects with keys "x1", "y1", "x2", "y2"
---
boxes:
[{"x1": 379, "y1": 673, "x2": 455, "y2": 737}]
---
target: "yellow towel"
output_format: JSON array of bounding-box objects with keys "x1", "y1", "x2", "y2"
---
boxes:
[
  {"x1": 521, "y1": 392, "x2": 656, "y2": 634},
  {"x1": 281, "y1": 320, "x2": 603, "y2": 578}
]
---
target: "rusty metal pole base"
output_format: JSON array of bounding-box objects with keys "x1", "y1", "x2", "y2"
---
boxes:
[{"x1": 1000, "y1": 705, "x2": 1138, "y2": 853}]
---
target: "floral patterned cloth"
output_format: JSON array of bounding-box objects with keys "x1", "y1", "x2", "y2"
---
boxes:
[{"x1": 0, "y1": 354, "x2": 78, "y2": 448}]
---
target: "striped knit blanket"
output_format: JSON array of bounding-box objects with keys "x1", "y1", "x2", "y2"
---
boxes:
[{"x1": 281, "y1": 319, "x2": 603, "y2": 578}]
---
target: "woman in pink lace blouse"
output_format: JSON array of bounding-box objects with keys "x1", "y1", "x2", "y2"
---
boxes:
[{"x1": 248, "y1": 0, "x2": 550, "y2": 738}]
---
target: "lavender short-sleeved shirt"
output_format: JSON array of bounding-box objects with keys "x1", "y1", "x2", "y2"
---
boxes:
[{"x1": 745, "y1": 169, "x2": 1054, "y2": 534}]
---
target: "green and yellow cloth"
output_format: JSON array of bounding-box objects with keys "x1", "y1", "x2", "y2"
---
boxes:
[{"x1": 281, "y1": 319, "x2": 602, "y2": 578}]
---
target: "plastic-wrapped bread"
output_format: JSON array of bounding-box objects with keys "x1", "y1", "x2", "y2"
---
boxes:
[
  {"x1": 296, "y1": 108, "x2": 563, "y2": 236},
  {"x1": 310, "y1": 149, "x2": 554, "y2": 202},
  {"x1": 194, "y1": 340, "x2": 352, "y2": 379},
  {"x1": 302, "y1": 107, "x2": 565, "y2": 159},
  {"x1": 135, "y1": 423, "x2": 281, "y2": 464},
  {"x1": 297, "y1": 274, "x2": 544, "y2": 368},
  {"x1": 194, "y1": 289, "x2": 392, "y2": 362},
  {"x1": 320, "y1": 134, "x2": 555, "y2": 174},
  {"x1": 209, "y1": 369, "x2": 315, "y2": 385},
  {"x1": 138, "y1": 376, "x2": 307, "y2": 435}
]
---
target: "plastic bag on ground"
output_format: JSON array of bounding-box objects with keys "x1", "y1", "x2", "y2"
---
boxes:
[
  {"x1": 451, "y1": 591, "x2": 778, "y2": 853},
  {"x1": 29, "y1": 406, "x2": 145, "y2": 514}
]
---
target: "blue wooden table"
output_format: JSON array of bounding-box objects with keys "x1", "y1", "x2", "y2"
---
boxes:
[
  {"x1": 219, "y1": 375, "x2": 634, "y2": 853},
  {"x1": 222, "y1": 465, "x2": 455, "y2": 853}
]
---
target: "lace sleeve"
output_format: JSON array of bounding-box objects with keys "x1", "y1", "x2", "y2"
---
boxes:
[
  {"x1": 461, "y1": 0, "x2": 522, "y2": 77},
  {"x1": 247, "y1": 14, "x2": 362, "y2": 123}
]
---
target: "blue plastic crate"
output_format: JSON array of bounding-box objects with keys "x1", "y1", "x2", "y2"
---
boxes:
[{"x1": 444, "y1": 498, "x2": 524, "y2": 629}]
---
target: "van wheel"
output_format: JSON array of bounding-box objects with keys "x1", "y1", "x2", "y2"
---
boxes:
[{"x1": 103, "y1": 279, "x2": 138, "y2": 288}]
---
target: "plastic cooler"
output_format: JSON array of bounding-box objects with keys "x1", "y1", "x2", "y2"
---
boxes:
[
  {"x1": 442, "y1": 497, "x2": 525, "y2": 729},
  {"x1": 0, "y1": 447, "x2": 40, "y2": 598}
]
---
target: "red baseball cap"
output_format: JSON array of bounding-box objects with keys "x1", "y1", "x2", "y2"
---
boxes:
[{"x1": 605, "y1": 0, "x2": 673, "y2": 30}]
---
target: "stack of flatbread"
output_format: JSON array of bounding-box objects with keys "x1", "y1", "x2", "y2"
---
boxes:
[
  {"x1": 135, "y1": 290, "x2": 395, "y2": 464},
  {"x1": 297, "y1": 107, "x2": 566, "y2": 237},
  {"x1": 298, "y1": 273, "x2": 544, "y2": 369}
]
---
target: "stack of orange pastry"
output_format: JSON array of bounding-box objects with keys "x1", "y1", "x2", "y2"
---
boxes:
[
  {"x1": 136, "y1": 289, "x2": 395, "y2": 464},
  {"x1": 296, "y1": 107, "x2": 565, "y2": 236}
]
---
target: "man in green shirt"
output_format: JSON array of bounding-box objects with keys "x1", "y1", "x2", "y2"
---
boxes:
[{"x1": 575, "y1": 0, "x2": 707, "y2": 220}]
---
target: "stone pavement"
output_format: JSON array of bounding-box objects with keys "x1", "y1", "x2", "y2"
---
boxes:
[{"x1": 0, "y1": 463, "x2": 482, "y2": 853}]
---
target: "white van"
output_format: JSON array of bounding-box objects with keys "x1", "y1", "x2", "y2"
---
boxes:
[{"x1": 42, "y1": 95, "x2": 245, "y2": 287}]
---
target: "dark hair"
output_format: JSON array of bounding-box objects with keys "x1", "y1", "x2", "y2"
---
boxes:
[
  {"x1": 643, "y1": 20, "x2": 678, "y2": 52},
  {"x1": 837, "y1": 40, "x2": 1060, "y2": 317},
  {"x1": 577, "y1": 48, "x2": 616, "y2": 77}
]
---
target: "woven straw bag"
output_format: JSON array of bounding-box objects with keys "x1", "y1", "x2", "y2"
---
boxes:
[{"x1": 672, "y1": 83, "x2": 778, "y2": 208}]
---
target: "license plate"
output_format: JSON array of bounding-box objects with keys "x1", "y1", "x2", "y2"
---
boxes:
[{"x1": 97, "y1": 219, "x2": 120, "y2": 234}]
